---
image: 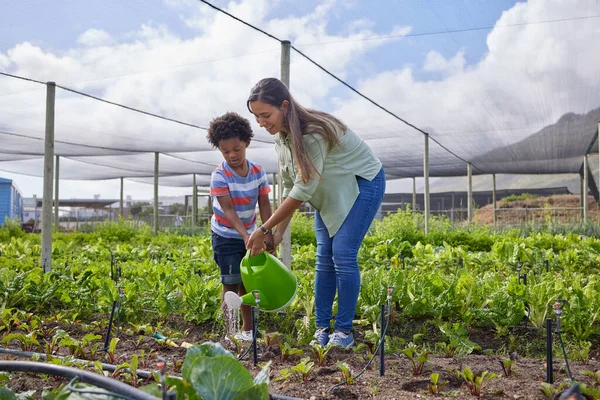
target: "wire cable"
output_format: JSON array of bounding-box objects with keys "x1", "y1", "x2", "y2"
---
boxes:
[
  {"x1": 55, "y1": 84, "x2": 208, "y2": 131},
  {"x1": 0, "y1": 71, "x2": 46, "y2": 85},
  {"x1": 295, "y1": 14, "x2": 600, "y2": 47},
  {"x1": 0, "y1": 71, "x2": 210, "y2": 131},
  {"x1": 196, "y1": 0, "x2": 480, "y2": 171}
]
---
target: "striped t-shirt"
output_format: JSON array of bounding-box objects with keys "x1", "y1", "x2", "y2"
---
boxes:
[{"x1": 210, "y1": 160, "x2": 271, "y2": 239}]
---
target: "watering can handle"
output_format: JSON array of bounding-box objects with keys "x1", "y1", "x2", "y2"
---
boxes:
[{"x1": 242, "y1": 250, "x2": 252, "y2": 271}]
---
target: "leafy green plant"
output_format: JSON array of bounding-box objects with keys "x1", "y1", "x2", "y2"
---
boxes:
[
  {"x1": 291, "y1": 357, "x2": 315, "y2": 383},
  {"x1": 499, "y1": 357, "x2": 515, "y2": 377},
  {"x1": 438, "y1": 322, "x2": 481, "y2": 355},
  {"x1": 310, "y1": 343, "x2": 332, "y2": 367},
  {"x1": 582, "y1": 369, "x2": 600, "y2": 386},
  {"x1": 143, "y1": 342, "x2": 270, "y2": 399},
  {"x1": 280, "y1": 341, "x2": 304, "y2": 362},
  {"x1": 2, "y1": 332, "x2": 40, "y2": 351},
  {"x1": 401, "y1": 343, "x2": 430, "y2": 376},
  {"x1": 336, "y1": 361, "x2": 355, "y2": 384},
  {"x1": 274, "y1": 368, "x2": 294, "y2": 383},
  {"x1": 104, "y1": 337, "x2": 119, "y2": 364},
  {"x1": 428, "y1": 372, "x2": 448, "y2": 395},
  {"x1": 459, "y1": 367, "x2": 497, "y2": 396}
]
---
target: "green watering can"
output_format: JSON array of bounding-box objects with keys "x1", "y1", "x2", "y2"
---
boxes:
[{"x1": 224, "y1": 251, "x2": 297, "y2": 312}]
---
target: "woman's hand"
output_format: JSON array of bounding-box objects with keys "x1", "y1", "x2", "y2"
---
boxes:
[
  {"x1": 273, "y1": 230, "x2": 284, "y2": 247},
  {"x1": 246, "y1": 229, "x2": 266, "y2": 257},
  {"x1": 264, "y1": 233, "x2": 276, "y2": 255}
]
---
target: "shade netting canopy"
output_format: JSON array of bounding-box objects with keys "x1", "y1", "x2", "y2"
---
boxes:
[{"x1": 1, "y1": 0, "x2": 599, "y2": 188}]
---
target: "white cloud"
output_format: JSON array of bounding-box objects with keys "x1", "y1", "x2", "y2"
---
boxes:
[
  {"x1": 423, "y1": 50, "x2": 466, "y2": 76},
  {"x1": 77, "y1": 29, "x2": 112, "y2": 47}
]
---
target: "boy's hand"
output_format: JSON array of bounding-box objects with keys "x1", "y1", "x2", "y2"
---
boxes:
[{"x1": 247, "y1": 229, "x2": 265, "y2": 257}]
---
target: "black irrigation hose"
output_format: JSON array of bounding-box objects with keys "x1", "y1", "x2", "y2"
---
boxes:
[
  {"x1": 328, "y1": 307, "x2": 392, "y2": 393},
  {"x1": 556, "y1": 330, "x2": 574, "y2": 381},
  {"x1": 0, "y1": 361, "x2": 157, "y2": 400},
  {"x1": 64, "y1": 376, "x2": 132, "y2": 400},
  {"x1": 0, "y1": 348, "x2": 153, "y2": 379}
]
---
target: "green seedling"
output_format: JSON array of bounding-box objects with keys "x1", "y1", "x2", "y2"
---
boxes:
[
  {"x1": 291, "y1": 357, "x2": 314, "y2": 383},
  {"x1": 401, "y1": 343, "x2": 430, "y2": 376},
  {"x1": 428, "y1": 372, "x2": 448, "y2": 395},
  {"x1": 280, "y1": 342, "x2": 304, "y2": 362},
  {"x1": 274, "y1": 368, "x2": 294, "y2": 383},
  {"x1": 2, "y1": 332, "x2": 40, "y2": 352},
  {"x1": 310, "y1": 343, "x2": 332, "y2": 367},
  {"x1": 262, "y1": 331, "x2": 283, "y2": 347},
  {"x1": 336, "y1": 361, "x2": 355, "y2": 384},
  {"x1": 436, "y1": 341, "x2": 457, "y2": 358},
  {"x1": 104, "y1": 337, "x2": 120, "y2": 364},
  {"x1": 459, "y1": 367, "x2": 497, "y2": 396},
  {"x1": 582, "y1": 369, "x2": 600, "y2": 386},
  {"x1": 499, "y1": 357, "x2": 515, "y2": 377}
]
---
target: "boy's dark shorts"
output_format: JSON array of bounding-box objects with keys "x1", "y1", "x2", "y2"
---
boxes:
[{"x1": 212, "y1": 232, "x2": 246, "y2": 285}]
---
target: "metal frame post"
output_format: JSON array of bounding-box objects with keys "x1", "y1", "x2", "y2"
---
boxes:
[
  {"x1": 54, "y1": 155, "x2": 59, "y2": 229},
  {"x1": 41, "y1": 82, "x2": 56, "y2": 273},
  {"x1": 492, "y1": 174, "x2": 497, "y2": 226},
  {"x1": 280, "y1": 40, "x2": 292, "y2": 267},
  {"x1": 412, "y1": 177, "x2": 416, "y2": 211},
  {"x1": 153, "y1": 152, "x2": 159, "y2": 235},
  {"x1": 467, "y1": 163, "x2": 473, "y2": 224},
  {"x1": 192, "y1": 174, "x2": 198, "y2": 226},
  {"x1": 423, "y1": 135, "x2": 430, "y2": 235},
  {"x1": 119, "y1": 177, "x2": 124, "y2": 219},
  {"x1": 583, "y1": 154, "x2": 588, "y2": 222}
]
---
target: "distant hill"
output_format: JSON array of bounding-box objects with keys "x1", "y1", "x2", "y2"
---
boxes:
[
  {"x1": 425, "y1": 107, "x2": 600, "y2": 194},
  {"x1": 469, "y1": 107, "x2": 600, "y2": 174}
]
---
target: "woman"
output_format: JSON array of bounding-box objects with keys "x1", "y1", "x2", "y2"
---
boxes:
[{"x1": 246, "y1": 77, "x2": 385, "y2": 348}]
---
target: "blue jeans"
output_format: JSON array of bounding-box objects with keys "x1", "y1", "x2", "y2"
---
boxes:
[
  {"x1": 314, "y1": 167, "x2": 385, "y2": 332},
  {"x1": 212, "y1": 232, "x2": 246, "y2": 285}
]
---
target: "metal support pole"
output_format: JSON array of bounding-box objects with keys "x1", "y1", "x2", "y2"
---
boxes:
[
  {"x1": 546, "y1": 318, "x2": 553, "y2": 384},
  {"x1": 379, "y1": 304, "x2": 385, "y2": 376},
  {"x1": 192, "y1": 174, "x2": 198, "y2": 226},
  {"x1": 119, "y1": 177, "x2": 124, "y2": 219},
  {"x1": 423, "y1": 135, "x2": 430, "y2": 235},
  {"x1": 251, "y1": 306, "x2": 258, "y2": 366},
  {"x1": 580, "y1": 173, "x2": 584, "y2": 219},
  {"x1": 412, "y1": 177, "x2": 416, "y2": 211},
  {"x1": 153, "y1": 152, "x2": 159, "y2": 235},
  {"x1": 280, "y1": 40, "x2": 292, "y2": 267},
  {"x1": 492, "y1": 174, "x2": 497, "y2": 226},
  {"x1": 467, "y1": 163, "x2": 473, "y2": 224},
  {"x1": 54, "y1": 155, "x2": 59, "y2": 229},
  {"x1": 583, "y1": 154, "x2": 588, "y2": 222},
  {"x1": 41, "y1": 82, "x2": 56, "y2": 273},
  {"x1": 272, "y1": 173, "x2": 277, "y2": 210}
]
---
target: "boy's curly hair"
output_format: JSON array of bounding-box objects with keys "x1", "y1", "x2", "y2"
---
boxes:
[{"x1": 206, "y1": 112, "x2": 254, "y2": 148}]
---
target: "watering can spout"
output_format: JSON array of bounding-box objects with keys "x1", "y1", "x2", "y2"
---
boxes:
[{"x1": 224, "y1": 291, "x2": 243, "y2": 309}]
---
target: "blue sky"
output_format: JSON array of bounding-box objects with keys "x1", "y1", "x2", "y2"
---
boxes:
[{"x1": 2, "y1": 0, "x2": 517, "y2": 84}]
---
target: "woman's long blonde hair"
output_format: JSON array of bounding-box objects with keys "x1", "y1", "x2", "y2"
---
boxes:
[{"x1": 247, "y1": 78, "x2": 347, "y2": 183}]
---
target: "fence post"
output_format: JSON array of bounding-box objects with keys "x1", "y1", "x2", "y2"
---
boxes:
[
  {"x1": 279, "y1": 40, "x2": 292, "y2": 267},
  {"x1": 467, "y1": 163, "x2": 473, "y2": 224},
  {"x1": 423, "y1": 135, "x2": 430, "y2": 235},
  {"x1": 492, "y1": 174, "x2": 497, "y2": 226},
  {"x1": 41, "y1": 82, "x2": 56, "y2": 273}
]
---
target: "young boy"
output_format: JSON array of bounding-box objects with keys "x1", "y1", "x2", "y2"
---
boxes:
[{"x1": 207, "y1": 112, "x2": 274, "y2": 341}]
